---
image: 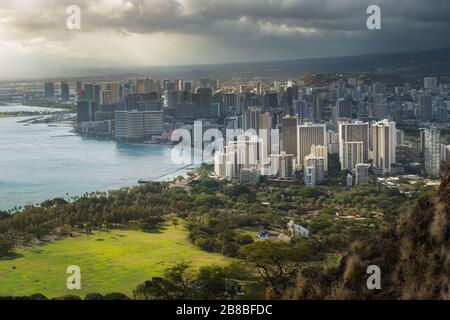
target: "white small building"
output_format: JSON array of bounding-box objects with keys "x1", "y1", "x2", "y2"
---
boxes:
[
  {"x1": 346, "y1": 173, "x2": 353, "y2": 187},
  {"x1": 287, "y1": 220, "x2": 310, "y2": 238}
]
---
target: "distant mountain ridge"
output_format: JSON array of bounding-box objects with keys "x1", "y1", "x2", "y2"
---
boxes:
[{"x1": 76, "y1": 46, "x2": 450, "y2": 81}]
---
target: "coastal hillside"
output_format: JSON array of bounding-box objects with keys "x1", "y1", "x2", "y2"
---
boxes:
[{"x1": 286, "y1": 167, "x2": 450, "y2": 300}]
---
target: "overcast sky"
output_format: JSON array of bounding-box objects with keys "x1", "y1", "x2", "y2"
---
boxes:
[{"x1": 1, "y1": 0, "x2": 450, "y2": 79}]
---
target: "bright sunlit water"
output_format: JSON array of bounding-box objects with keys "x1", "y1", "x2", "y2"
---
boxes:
[{"x1": 0, "y1": 109, "x2": 188, "y2": 210}]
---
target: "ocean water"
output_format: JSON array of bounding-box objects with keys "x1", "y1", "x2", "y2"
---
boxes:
[
  {"x1": 0, "y1": 113, "x2": 189, "y2": 210},
  {"x1": 0, "y1": 105, "x2": 64, "y2": 113}
]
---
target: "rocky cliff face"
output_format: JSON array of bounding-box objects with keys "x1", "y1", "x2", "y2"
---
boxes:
[{"x1": 287, "y1": 167, "x2": 450, "y2": 300}]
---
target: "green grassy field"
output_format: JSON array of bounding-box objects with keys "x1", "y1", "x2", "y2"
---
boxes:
[{"x1": 0, "y1": 224, "x2": 231, "y2": 298}]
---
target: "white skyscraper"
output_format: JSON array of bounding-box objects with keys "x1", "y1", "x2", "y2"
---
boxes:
[
  {"x1": 372, "y1": 119, "x2": 397, "y2": 175},
  {"x1": 341, "y1": 141, "x2": 364, "y2": 171},
  {"x1": 424, "y1": 127, "x2": 442, "y2": 178}
]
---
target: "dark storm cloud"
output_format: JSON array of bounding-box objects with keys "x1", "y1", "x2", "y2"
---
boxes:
[{"x1": 1, "y1": 0, "x2": 450, "y2": 65}]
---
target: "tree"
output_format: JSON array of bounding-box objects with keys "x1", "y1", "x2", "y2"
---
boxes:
[
  {"x1": 240, "y1": 241, "x2": 310, "y2": 298},
  {"x1": 0, "y1": 240, "x2": 13, "y2": 257}
]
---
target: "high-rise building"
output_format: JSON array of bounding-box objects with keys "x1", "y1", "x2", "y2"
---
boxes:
[
  {"x1": 114, "y1": 110, "x2": 163, "y2": 140},
  {"x1": 83, "y1": 84, "x2": 94, "y2": 101},
  {"x1": 339, "y1": 121, "x2": 370, "y2": 170},
  {"x1": 419, "y1": 94, "x2": 432, "y2": 122},
  {"x1": 76, "y1": 101, "x2": 97, "y2": 123},
  {"x1": 373, "y1": 93, "x2": 386, "y2": 120},
  {"x1": 107, "y1": 83, "x2": 120, "y2": 103},
  {"x1": 341, "y1": 141, "x2": 364, "y2": 171},
  {"x1": 424, "y1": 127, "x2": 442, "y2": 178},
  {"x1": 44, "y1": 82, "x2": 55, "y2": 98},
  {"x1": 242, "y1": 108, "x2": 262, "y2": 132},
  {"x1": 271, "y1": 151, "x2": 295, "y2": 179},
  {"x1": 100, "y1": 90, "x2": 112, "y2": 105},
  {"x1": 309, "y1": 145, "x2": 328, "y2": 172},
  {"x1": 297, "y1": 124, "x2": 327, "y2": 167},
  {"x1": 76, "y1": 81, "x2": 83, "y2": 98},
  {"x1": 60, "y1": 82, "x2": 70, "y2": 102},
  {"x1": 282, "y1": 116, "x2": 299, "y2": 158},
  {"x1": 335, "y1": 98, "x2": 352, "y2": 119},
  {"x1": 304, "y1": 156, "x2": 324, "y2": 186},
  {"x1": 93, "y1": 84, "x2": 102, "y2": 103},
  {"x1": 255, "y1": 81, "x2": 262, "y2": 95},
  {"x1": 372, "y1": 119, "x2": 397, "y2": 175},
  {"x1": 193, "y1": 88, "x2": 212, "y2": 118},
  {"x1": 424, "y1": 77, "x2": 438, "y2": 90},
  {"x1": 260, "y1": 112, "x2": 273, "y2": 158}
]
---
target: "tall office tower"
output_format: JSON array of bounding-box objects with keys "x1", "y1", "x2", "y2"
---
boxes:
[
  {"x1": 114, "y1": 110, "x2": 163, "y2": 140},
  {"x1": 263, "y1": 92, "x2": 279, "y2": 111},
  {"x1": 76, "y1": 100, "x2": 97, "y2": 123},
  {"x1": 392, "y1": 96, "x2": 403, "y2": 124},
  {"x1": 44, "y1": 82, "x2": 55, "y2": 98},
  {"x1": 242, "y1": 108, "x2": 262, "y2": 131},
  {"x1": 214, "y1": 146, "x2": 229, "y2": 178},
  {"x1": 335, "y1": 98, "x2": 352, "y2": 120},
  {"x1": 161, "y1": 80, "x2": 173, "y2": 91},
  {"x1": 177, "y1": 80, "x2": 184, "y2": 92},
  {"x1": 222, "y1": 93, "x2": 238, "y2": 113},
  {"x1": 125, "y1": 93, "x2": 157, "y2": 111},
  {"x1": 314, "y1": 94, "x2": 323, "y2": 119},
  {"x1": 396, "y1": 129, "x2": 405, "y2": 145},
  {"x1": 260, "y1": 112, "x2": 273, "y2": 158},
  {"x1": 93, "y1": 84, "x2": 102, "y2": 103},
  {"x1": 372, "y1": 119, "x2": 397, "y2": 175},
  {"x1": 255, "y1": 81, "x2": 262, "y2": 95},
  {"x1": 271, "y1": 151, "x2": 295, "y2": 178},
  {"x1": 137, "y1": 79, "x2": 152, "y2": 94},
  {"x1": 304, "y1": 156, "x2": 325, "y2": 186},
  {"x1": 293, "y1": 99, "x2": 308, "y2": 120},
  {"x1": 309, "y1": 145, "x2": 328, "y2": 172},
  {"x1": 106, "y1": 83, "x2": 120, "y2": 103},
  {"x1": 60, "y1": 82, "x2": 70, "y2": 102},
  {"x1": 199, "y1": 78, "x2": 210, "y2": 89},
  {"x1": 184, "y1": 81, "x2": 192, "y2": 93},
  {"x1": 418, "y1": 94, "x2": 432, "y2": 122},
  {"x1": 424, "y1": 127, "x2": 442, "y2": 178},
  {"x1": 297, "y1": 123, "x2": 328, "y2": 167},
  {"x1": 239, "y1": 85, "x2": 246, "y2": 94},
  {"x1": 373, "y1": 82, "x2": 387, "y2": 97},
  {"x1": 285, "y1": 86, "x2": 298, "y2": 109},
  {"x1": 83, "y1": 84, "x2": 94, "y2": 101},
  {"x1": 76, "y1": 81, "x2": 83, "y2": 98},
  {"x1": 193, "y1": 88, "x2": 212, "y2": 118},
  {"x1": 340, "y1": 141, "x2": 364, "y2": 171},
  {"x1": 282, "y1": 116, "x2": 299, "y2": 158},
  {"x1": 373, "y1": 93, "x2": 386, "y2": 120},
  {"x1": 355, "y1": 163, "x2": 370, "y2": 185},
  {"x1": 100, "y1": 90, "x2": 112, "y2": 105},
  {"x1": 424, "y1": 77, "x2": 438, "y2": 90},
  {"x1": 164, "y1": 89, "x2": 179, "y2": 108},
  {"x1": 338, "y1": 121, "x2": 370, "y2": 168}
]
